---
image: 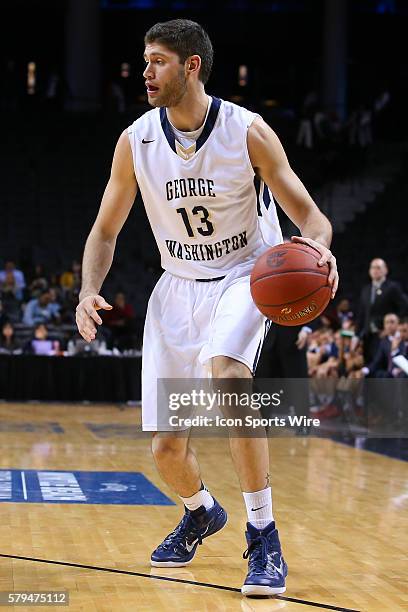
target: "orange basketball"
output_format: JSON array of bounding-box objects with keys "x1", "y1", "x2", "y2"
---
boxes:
[{"x1": 250, "y1": 242, "x2": 331, "y2": 326}]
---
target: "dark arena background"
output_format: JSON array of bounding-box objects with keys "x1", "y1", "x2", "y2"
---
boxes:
[{"x1": 0, "y1": 1, "x2": 407, "y2": 610}]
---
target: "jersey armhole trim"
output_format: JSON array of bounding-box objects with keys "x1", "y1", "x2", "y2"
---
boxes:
[
  {"x1": 243, "y1": 112, "x2": 261, "y2": 177},
  {"x1": 126, "y1": 124, "x2": 138, "y2": 180}
]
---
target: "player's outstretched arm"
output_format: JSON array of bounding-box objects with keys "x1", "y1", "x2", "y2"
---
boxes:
[
  {"x1": 76, "y1": 130, "x2": 138, "y2": 342},
  {"x1": 248, "y1": 117, "x2": 338, "y2": 298}
]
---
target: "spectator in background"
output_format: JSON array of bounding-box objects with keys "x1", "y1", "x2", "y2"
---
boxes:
[
  {"x1": 0, "y1": 261, "x2": 25, "y2": 301},
  {"x1": 319, "y1": 306, "x2": 340, "y2": 331},
  {"x1": 342, "y1": 332, "x2": 364, "y2": 377},
  {"x1": 307, "y1": 329, "x2": 338, "y2": 378},
  {"x1": 24, "y1": 323, "x2": 59, "y2": 356},
  {"x1": 28, "y1": 264, "x2": 49, "y2": 297},
  {"x1": 60, "y1": 261, "x2": 81, "y2": 295},
  {"x1": 48, "y1": 273, "x2": 60, "y2": 291},
  {"x1": 391, "y1": 317, "x2": 408, "y2": 378},
  {"x1": 336, "y1": 298, "x2": 354, "y2": 327},
  {"x1": 48, "y1": 288, "x2": 62, "y2": 323},
  {"x1": 356, "y1": 258, "x2": 408, "y2": 363},
  {"x1": 23, "y1": 290, "x2": 55, "y2": 327},
  {"x1": 0, "y1": 273, "x2": 22, "y2": 323},
  {"x1": 0, "y1": 322, "x2": 21, "y2": 354},
  {"x1": 0, "y1": 270, "x2": 18, "y2": 299},
  {"x1": 358, "y1": 312, "x2": 403, "y2": 427},
  {"x1": 394, "y1": 318, "x2": 408, "y2": 357},
  {"x1": 307, "y1": 329, "x2": 330, "y2": 372},
  {"x1": 360, "y1": 313, "x2": 399, "y2": 378},
  {"x1": 103, "y1": 292, "x2": 136, "y2": 350}
]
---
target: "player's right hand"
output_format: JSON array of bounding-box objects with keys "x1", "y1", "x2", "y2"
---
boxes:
[{"x1": 76, "y1": 295, "x2": 112, "y2": 343}]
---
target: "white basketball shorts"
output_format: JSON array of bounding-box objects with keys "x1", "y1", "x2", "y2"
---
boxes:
[{"x1": 141, "y1": 264, "x2": 268, "y2": 431}]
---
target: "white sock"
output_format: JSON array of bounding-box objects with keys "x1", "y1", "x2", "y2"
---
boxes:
[
  {"x1": 180, "y1": 483, "x2": 214, "y2": 512},
  {"x1": 243, "y1": 487, "x2": 274, "y2": 530}
]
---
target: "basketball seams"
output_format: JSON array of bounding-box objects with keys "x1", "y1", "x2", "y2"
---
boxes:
[
  {"x1": 253, "y1": 284, "x2": 331, "y2": 308},
  {"x1": 250, "y1": 269, "x2": 329, "y2": 284},
  {"x1": 276, "y1": 243, "x2": 322, "y2": 261}
]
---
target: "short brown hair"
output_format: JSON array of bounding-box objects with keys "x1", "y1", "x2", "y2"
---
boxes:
[{"x1": 145, "y1": 19, "x2": 213, "y2": 85}]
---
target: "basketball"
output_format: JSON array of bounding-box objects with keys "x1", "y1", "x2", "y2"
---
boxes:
[{"x1": 250, "y1": 242, "x2": 331, "y2": 326}]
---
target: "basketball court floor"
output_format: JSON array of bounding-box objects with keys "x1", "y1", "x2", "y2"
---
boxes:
[{"x1": 0, "y1": 401, "x2": 407, "y2": 611}]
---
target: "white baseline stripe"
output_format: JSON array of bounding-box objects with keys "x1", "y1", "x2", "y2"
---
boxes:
[{"x1": 21, "y1": 471, "x2": 27, "y2": 500}]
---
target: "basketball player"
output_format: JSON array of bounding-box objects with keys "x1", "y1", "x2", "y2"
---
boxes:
[{"x1": 76, "y1": 20, "x2": 338, "y2": 596}]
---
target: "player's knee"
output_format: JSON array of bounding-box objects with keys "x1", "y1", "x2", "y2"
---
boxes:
[
  {"x1": 151, "y1": 435, "x2": 187, "y2": 464},
  {"x1": 212, "y1": 356, "x2": 251, "y2": 379}
]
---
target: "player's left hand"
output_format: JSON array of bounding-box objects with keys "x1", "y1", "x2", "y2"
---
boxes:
[{"x1": 291, "y1": 236, "x2": 339, "y2": 299}]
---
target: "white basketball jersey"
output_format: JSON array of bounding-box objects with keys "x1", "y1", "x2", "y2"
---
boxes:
[{"x1": 127, "y1": 97, "x2": 283, "y2": 279}]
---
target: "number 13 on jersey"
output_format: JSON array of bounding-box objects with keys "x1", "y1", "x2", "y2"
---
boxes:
[{"x1": 176, "y1": 206, "x2": 215, "y2": 238}]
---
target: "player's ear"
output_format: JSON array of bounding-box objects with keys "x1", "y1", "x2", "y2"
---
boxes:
[{"x1": 186, "y1": 55, "x2": 201, "y2": 77}]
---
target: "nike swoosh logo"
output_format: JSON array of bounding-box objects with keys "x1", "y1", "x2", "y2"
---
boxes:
[
  {"x1": 273, "y1": 560, "x2": 284, "y2": 576},
  {"x1": 269, "y1": 553, "x2": 285, "y2": 576},
  {"x1": 142, "y1": 138, "x2": 155, "y2": 144},
  {"x1": 185, "y1": 525, "x2": 209, "y2": 553},
  {"x1": 250, "y1": 505, "x2": 267, "y2": 512},
  {"x1": 185, "y1": 539, "x2": 197, "y2": 553}
]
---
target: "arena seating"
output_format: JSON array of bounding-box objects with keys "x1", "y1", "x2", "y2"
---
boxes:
[{"x1": 333, "y1": 147, "x2": 408, "y2": 298}]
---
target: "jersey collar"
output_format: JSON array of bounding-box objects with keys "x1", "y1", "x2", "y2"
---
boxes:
[{"x1": 160, "y1": 97, "x2": 222, "y2": 155}]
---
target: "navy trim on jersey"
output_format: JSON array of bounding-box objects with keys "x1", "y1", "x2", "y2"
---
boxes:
[
  {"x1": 196, "y1": 97, "x2": 221, "y2": 151},
  {"x1": 263, "y1": 183, "x2": 271, "y2": 209},
  {"x1": 160, "y1": 106, "x2": 176, "y2": 152},
  {"x1": 252, "y1": 319, "x2": 272, "y2": 373},
  {"x1": 254, "y1": 177, "x2": 262, "y2": 216},
  {"x1": 160, "y1": 97, "x2": 222, "y2": 155},
  {"x1": 256, "y1": 180, "x2": 272, "y2": 216}
]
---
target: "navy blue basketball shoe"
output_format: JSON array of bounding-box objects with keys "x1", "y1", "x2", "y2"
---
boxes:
[
  {"x1": 241, "y1": 521, "x2": 288, "y2": 596},
  {"x1": 150, "y1": 500, "x2": 227, "y2": 567}
]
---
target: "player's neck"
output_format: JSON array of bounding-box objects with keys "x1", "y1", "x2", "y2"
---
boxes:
[{"x1": 166, "y1": 88, "x2": 209, "y2": 132}]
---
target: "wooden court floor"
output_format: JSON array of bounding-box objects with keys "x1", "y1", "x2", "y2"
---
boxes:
[{"x1": 0, "y1": 402, "x2": 407, "y2": 612}]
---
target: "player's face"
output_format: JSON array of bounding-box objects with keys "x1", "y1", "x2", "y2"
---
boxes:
[{"x1": 143, "y1": 43, "x2": 187, "y2": 108}]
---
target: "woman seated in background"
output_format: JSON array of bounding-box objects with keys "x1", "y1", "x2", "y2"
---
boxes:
[
  {"x1": 24, "y1": 323, "x2": 60, "y2": 356},
  {"x1": 0, "y1": 321, "x2": 22, "y2": 354}
]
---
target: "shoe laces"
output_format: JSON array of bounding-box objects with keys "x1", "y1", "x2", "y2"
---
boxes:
[
  {"x1": 243, "y1": 534, "x2": 269, "y2": 573},
  {"x1": 161, "y1": 513, "x2": 203, "y2": 552}
]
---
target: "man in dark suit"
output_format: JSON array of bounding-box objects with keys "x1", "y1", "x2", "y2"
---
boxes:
[
  {"x1": 356, "y1": 258, "x2": 408, "y2": 363},
  {"x1": 361, "y1": 313, "x2": 400, "y2": 378},
  {"x1": 360, "y1": 313, "x2": 403, "y2": 427},
  {"x1": 390, "y1": 318, "x2": 408, "y2": 378},
  {"x1": 390, "y1": 319, "x2": 408, "y2": 431}
]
